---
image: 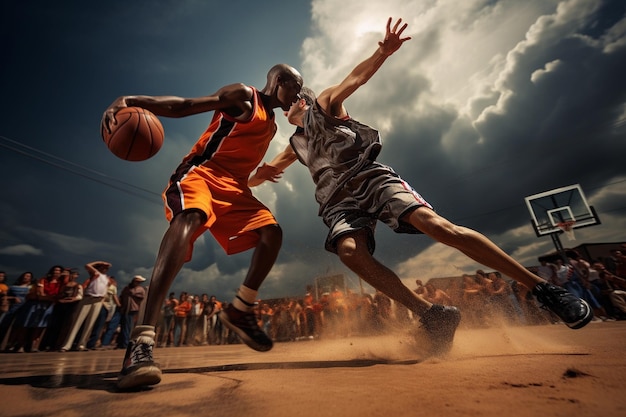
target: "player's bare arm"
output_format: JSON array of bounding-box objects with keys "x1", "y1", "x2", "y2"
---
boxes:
[
  {"x1": 249, "y1": 143, "x2": 298, "y2": 187},
  {"x1": 101, "y1": 83, "x2": 254, "y2": 134},
  {"x1": 85, "y1": 260, "x2": 111, "y2": 275},
  {"x1": 317, "y1": 17, "x2": 410, "y2": 118}
]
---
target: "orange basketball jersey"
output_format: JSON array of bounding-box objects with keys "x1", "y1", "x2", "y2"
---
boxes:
[{"x1": 180, "y1": 87, "x2": 277, "y2": 181}]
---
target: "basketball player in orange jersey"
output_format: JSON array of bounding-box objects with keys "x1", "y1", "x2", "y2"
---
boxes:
[
  {"x1": 101, "y1": 64, "x2": 303, "y2": 390},
  {"x1": 249, "y1": 18, "x2": 593, "y2": 352}
]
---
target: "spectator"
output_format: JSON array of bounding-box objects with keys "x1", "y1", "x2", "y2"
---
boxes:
[
  {"x1": 613, "y1": 249, "x2": 626, "y2": 278},
  {"x1": 596, "y1": 263, "x2": 626, "y2": 319},
  {"x1": 0, "y1": 272, "x2": 33, "y2": 350},
  {"x1": 587, "y1": 261, "x2": 618, "y2": 319},
  {"x1": 116, "y1": 275, "x2": 147, "y2": 349},
  {"x1": 414, "y1": 279, "x2": 426, "y2": 297},
  {"x1": 552, "y1": 259, "x2": 583, "y2": 299},
  {"x1": 462, "y1": 274, "x2": 486, "y2": 328},
  {"x1": 358, "y1": 293, "x2": 376, "y2": 335},
  {"x1": 573, "y1": 257, "x2": 612, "y2": 321},
  {"x1": 15, "y1": 265, "x2": 63, "y2": 352},
  {"x1": 301, "y1": 288, "x2": 316, "y2": 339},
  {"x1": 99, "y1": 277, "x2": 122, "y2": 349},
  {"x1": 199, "y1": 293, "x2": 210, "y2": 345},
  {"x1": 373, "y1": 290, "x2": 392, "y2": 332},
  {"x1": 158, "y1": 292, "x2": 177, "y2": 348},
  {"x1": 536, "y1": 260, "x2": 557, "y2": 283},
  {"x1": 41, "y1": 268, "x2": 83, "y2": 351},
  {"x1": 485, "y1": 272, "x2": 519, "y2": 325},
  {"x1": 424, "y1": 283, "x2": 453, "y2": 306},
  {"x1": 205, "y1": 295, "x2": 222, "y2": 345},
  {"x1": 87, "y1": 275, "x2": 121, "y2": 349},
  {"x1": 185, "y1": 295, "x2": 202, "y2": 345},
  {"x1": 59, "y1": 261, "x2": 111, "y2": 352},
  {"x1": 328, "y1": 285, "x2": 347, "y2": 335},
  {"x1": 173, "y1": 292, "x2": 191, "y2": 347},
  {"x1": 258, "y1": 302, "x2": 273, "y2": 341},
  {"x1": 289, "y1": 298, "x2": 304, "y2": 339}
]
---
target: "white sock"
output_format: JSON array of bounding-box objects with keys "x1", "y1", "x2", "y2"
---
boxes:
[
  {"x1": 131, "y1": 325, "x2": 156, "y2": 343},
  {"x1": 232, "y1": 285, "x2": 258, "y2": 312}
]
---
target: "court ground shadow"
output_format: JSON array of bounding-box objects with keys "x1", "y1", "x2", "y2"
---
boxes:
[{"x1": 0, "y1": 358, "x2": 421, "y2": 392}]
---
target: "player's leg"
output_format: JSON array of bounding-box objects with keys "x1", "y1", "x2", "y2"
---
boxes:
[
  {"x1": 404, "y1": 207, "x2": 593, "y2": 329},
  {"x1": 335, "y1": 230, "x2": 460, "y2": 352},
  {"x1": 219, "y1": 224, "x2": 282, "y2": 352},
  {"x1": 336, "y1": 229, "x2": 431, "y2": 315},
  {"x1": 143, "y1": 209, "x2": 207, "y2": 326},
  {"x1": 117, "y1": 209, "x2": 206, "y2": 390}
]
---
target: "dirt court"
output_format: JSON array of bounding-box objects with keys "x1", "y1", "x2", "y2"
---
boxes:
[{"x1": 1, "y1": 321, "x2": 625, "y2": 417}]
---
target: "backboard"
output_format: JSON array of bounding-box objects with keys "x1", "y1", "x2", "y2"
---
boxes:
[{"x1": 524, "y1": 184, "x2": 600, "y2": 237}]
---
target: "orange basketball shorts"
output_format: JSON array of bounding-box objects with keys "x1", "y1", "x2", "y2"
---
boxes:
[{"x1": 163, "y1": 165, "x2": 278, "y2": 260}]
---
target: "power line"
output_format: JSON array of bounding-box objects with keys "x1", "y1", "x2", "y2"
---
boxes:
[{"x1": 0, "y1": 135, "x2": 163, "y2": 205}]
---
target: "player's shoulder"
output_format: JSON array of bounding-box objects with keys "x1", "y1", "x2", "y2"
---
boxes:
[{"x1": 215, "y1": 83, "x2": 255, "y2": 104}]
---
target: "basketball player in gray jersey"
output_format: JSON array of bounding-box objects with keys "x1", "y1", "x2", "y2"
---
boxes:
[{"x1": 250, "y1": 17, "x2": 592, "y2": 352}]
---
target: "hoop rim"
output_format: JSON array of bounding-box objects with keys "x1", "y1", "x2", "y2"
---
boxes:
[{"x1": 556, "y1": 220, "x2": 576, "y2": 231}]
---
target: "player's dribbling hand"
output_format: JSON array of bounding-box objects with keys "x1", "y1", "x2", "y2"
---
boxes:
[
  {"x1": 379, "y1": 17, "x2": 411, "y2": 56},
  {"x1": 101, "y1": 97, "x2": 129, "y2": 134}
]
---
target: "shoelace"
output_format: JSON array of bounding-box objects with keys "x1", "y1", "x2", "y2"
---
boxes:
[
  {"x1": 237, "y1": 313, "x2": 266, "y2": 337},
  {"x1": 131, "y1": 343, "x2": 154, "y2": 364},
  {"x1": 537, "y1": 285, "x2": 568, "y2": 310}
]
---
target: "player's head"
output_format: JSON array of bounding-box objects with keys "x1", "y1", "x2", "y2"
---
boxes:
[
  {"x1": 264, "y1": 64, "x2": 303, "y2": 111},
  {"x1": 298, "y1": 86, "x2": 316, "y2": 106},
  {"x1": 286, "y1": 86, "x2": 315, "y2": 127}
]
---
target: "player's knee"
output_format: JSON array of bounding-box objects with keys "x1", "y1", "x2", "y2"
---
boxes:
[
  {"x1": 336, "y1": 237, "x2": 366, "y2": 267},
  {"x1": 171, "y1": 209, "x2": 206, "y2": 234},
  {"x1": 258, "y1": 224, "x2": 283, "y2": 246},
  {"x1": 178, "y1": 209, "x2": 207, "y2": 223}
]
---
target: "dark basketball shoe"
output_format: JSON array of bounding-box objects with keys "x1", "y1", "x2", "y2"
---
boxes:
[
  {"x1": 219, "y1": 305, "x2": 273, "y2": 352},
  {"x1": 420, "y1": 304, "x2": 461, "y2": 354},
  {"x1": 117, "y1": 326, "x2": 162, "y2": 390},
  {"x1": 532, "y1": 282, "x2": 593, "y2": 329}
]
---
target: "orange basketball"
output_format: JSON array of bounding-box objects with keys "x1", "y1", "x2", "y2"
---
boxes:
[{"x1": 101, "y1": 107, "x2": 164, "y2": 161}]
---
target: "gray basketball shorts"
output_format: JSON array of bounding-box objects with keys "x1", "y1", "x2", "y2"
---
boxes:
[{"x1": 321, "y1": 164, "x2": 433, "y2": 254}]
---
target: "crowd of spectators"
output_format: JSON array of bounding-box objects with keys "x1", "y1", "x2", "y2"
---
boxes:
[{"x1": 1, "y1": 248, "x2": 625, "y2": 353}]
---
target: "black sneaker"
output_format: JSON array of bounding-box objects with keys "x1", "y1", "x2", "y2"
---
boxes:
[
  {"x1": 420, "y1": 305, "x2": 461, "y2": 354},
  {"x1": 532, "y1": 282, "x2": 593, "y2": 329},
  {"x1": 117, "y1": 326, "x2": 162, "y2": 390},
  {"x1": 219, "y1": 306, "x2": 273, "y2": 352}
]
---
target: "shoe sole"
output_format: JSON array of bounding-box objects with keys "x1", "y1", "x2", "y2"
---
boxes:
[
  {"x1": 565, "y1": 299, "x2": 594, "y2": 330},
  {"x1": 117, "y1": 366, "x2": 162, "y2": 390},
  {"x1": 218, "y1": 311, "x2": 273, "y2": 352}
]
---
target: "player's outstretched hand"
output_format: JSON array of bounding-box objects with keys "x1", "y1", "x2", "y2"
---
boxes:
[
  {"x1": 251, "y1": 163, "x2": 284, "y2": 185},
  {"x1": 379, "y1": 17, "x2": 411, "y2": 56}
]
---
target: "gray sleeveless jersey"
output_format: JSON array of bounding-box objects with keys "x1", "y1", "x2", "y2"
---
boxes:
[{"x1": 290, "y1": 101, "x2": 382, "y2": 214}]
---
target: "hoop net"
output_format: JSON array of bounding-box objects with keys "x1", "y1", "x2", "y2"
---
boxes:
[{"x1": 557, "y1": 220, "x2": 576, "y2": 241}]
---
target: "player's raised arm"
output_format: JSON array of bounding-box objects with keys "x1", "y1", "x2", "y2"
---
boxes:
[{"x1": 317, "y1": 17, "x2": 411, "y2": 118}]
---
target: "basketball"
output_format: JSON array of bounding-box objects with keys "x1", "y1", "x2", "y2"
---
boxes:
[{"x1": 101, "y1": 107, "x2": 164, "y2": 161}]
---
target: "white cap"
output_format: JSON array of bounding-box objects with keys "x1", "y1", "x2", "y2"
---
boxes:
[{"x1": 133, "y1": 275, "x2": 146, "y2": 282}]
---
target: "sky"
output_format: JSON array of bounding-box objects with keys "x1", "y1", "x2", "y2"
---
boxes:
[{"x1": 1, "y1": 0, "x2": 625, "y2": 302}]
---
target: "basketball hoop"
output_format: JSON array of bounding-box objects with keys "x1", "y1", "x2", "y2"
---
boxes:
[{"x1": 556, "y1": 220, "x2": 576, "y2": 241}]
